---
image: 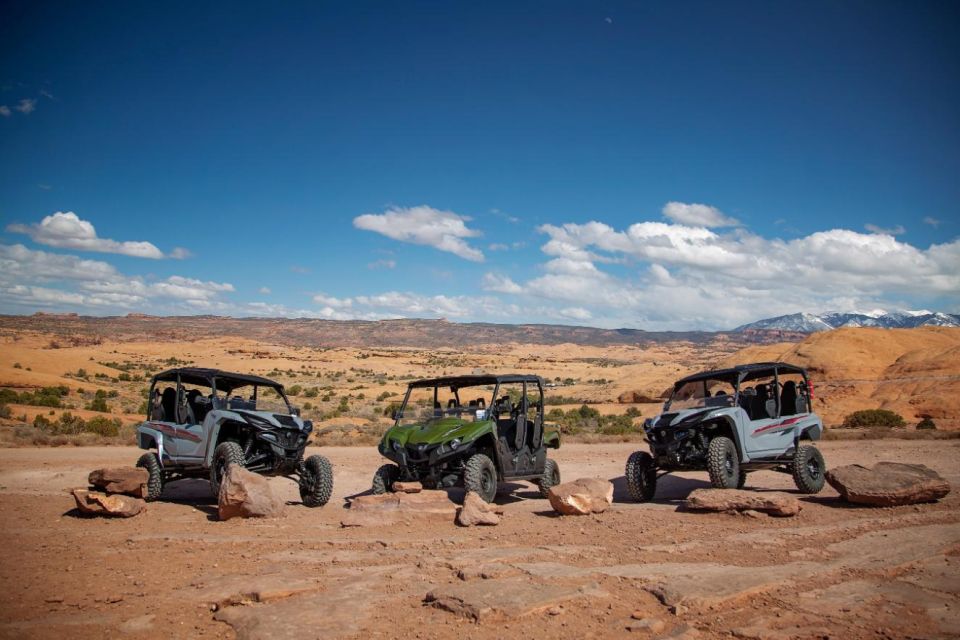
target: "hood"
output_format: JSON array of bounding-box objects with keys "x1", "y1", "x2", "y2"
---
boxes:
[
  {"x1": 652, "y1": 407, "x2": 720, "y2": 428},
  {"x1": 388, "y1": 417, "x2": 477, "y2": 446},
  {"x1": 229, "y1": 409, "x2": 305, "y2": 430}
]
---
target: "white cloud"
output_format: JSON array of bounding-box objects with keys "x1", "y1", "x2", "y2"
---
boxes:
[
  {"x1": 0, "y1": 106, "x2": 10, "y2": 117},
  {"x1": 865, "y1": 223, "x2": 906, "y2": 236},
  {"x1": 488, "y1": 243, "x2": 510, "y2": 251},
  {"x1": 367, "y1": 259, "x2": 396, "y2": 270},
  {"x1": 258, "y1": 287, "x2": 272, "y2": 295},
  {"x1": 7, "y1": 212, "x2": 177, "y2": 259},
  {"x1": 312, "y1": 293, "x2": 353, "y2": 308},
  {"x1": 923, "y1": 217, "x2": 941, "y2": 228},
  {"x1": 169, "y1": 247, "x2": 192, "y2": 259},
  {"x1": 559, "y1": 307, "x2": 592, "y2": 321},
  {"x1": 353, "y1": 205, "x2": 484, "y2": 262},
  {"x1": 482, "y1": 273, "x2": 523, "y2": 294},
  {"x1": 15, "y1": 98, "x2": 37, "y2": 114},
  {"x1": 662, "y1": 201, "x2": 739, "y2": 227}
]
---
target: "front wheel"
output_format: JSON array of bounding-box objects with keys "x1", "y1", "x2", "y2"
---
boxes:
[
  {"x1": 791, "y1": 445, "x2": 825, "y2": 493},
  {"x1": 625, "y1": 451, "x2": 657, "y2": 501},
  {"x1": 707, "y1": 436, "x2": 740, "y2": 489},
  {"x1": 210, "y1": 441, "x2": 245, "y2": 497},
  {"x1": 463, "y1": 453, "x2": 498, "y2": 503},
  {"x1": 537, "y1": 458, "x2": 560, "y2": 498},
  {"x1": 299, "y1": 455, "x2": 334, "y2": 507},
  {"x1": 136, "y1": 452, "x2": 164, "y2": 501},
  {"x1": 371, "y1": 464, "x2": 400, "y2": 495}
]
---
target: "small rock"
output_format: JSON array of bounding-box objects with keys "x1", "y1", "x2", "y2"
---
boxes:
[
  {"x1": 88, "y1": 467, "x2": 149, "y2": 498},
  {"x1": 825, "y1": 462, "x2": 951, "y2": 507},
  {"x1": 72, "y1": 489, "x2": 145, "y2": 518},
  {"x1": 548, "y1": 606, "x2": 563, "y2": 616},
  {"x1": 741, "y1": 509, "x2": 764, "y2": 519},
  {"x1": 456, "y1": 491, "x2": 503, "y2": 526},
  {"x1": 548, "y1": 478, "x2": 614, "y2": 516},
  {"x1": 218, "y1": 466, "x2": 285, "y2": 520},
  {"x1": 392, "y1": 481, "x2": 423, "y2": 493},
  {"x1": 685, "y1": 489, "x2": 801, "y2": 517},
  {"x1": 627, "y1": 617, "x2": 666, "y2": 633},
  {"x1": 44, "y1": 596, "x2": 64, "y2": 603}
]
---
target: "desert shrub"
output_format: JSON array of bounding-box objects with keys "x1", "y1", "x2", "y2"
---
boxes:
[
  {"x1": 84, "y1": 416, "x2": 121, "y2": 437},
  {"x1": 376, "y1": 391, "x2": 396, "y2": 402},
  {"x1": 303, "y1": 387, "x2": 319, "y2": 398},
  {"x1": 338, "y1": 396, "x2": 350, "y2": 412},
  {"x1": 13, "y1": 362, "x2": 22, "y2": 369},
  {"x1": 2, "y1": 386, "x2": 69, "y2": 408},
  {"x1": 841, "y1": 409, "x2": 906, "y2": 429},
  {"x1": 916, "y1": 417, "x2": 937, "y2": 430},
  {"x1": 547, "y1": 404, "x2": 641, "y2": 436},
  {"x1": 0, "y1": 404, "x2": 10, "y2": 419},
  {"x1": 118, "y1": 373, "x2": 131, "y2": 382},
  {"x1": 625, "y1": 407, "x2": 642, "y2": 418},
  {"x1": 287, "y1": 384, "x2": 303, "y2": 397},
  {"x1": 87, "y1": 390, "x2": 110, "y2": 413},
  {"x1": 383, "y1": 401, "x2": 402, "y2": 417}
]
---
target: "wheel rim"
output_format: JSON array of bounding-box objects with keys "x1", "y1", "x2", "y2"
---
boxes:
[
  {"x1": 481, "y1": 469, "x2": 493, "y2": 494},
  {"x1": 725, "y1": 453, "x2": 734, "y2": 476},
  {"x1": 806, "y1": 457, "x2": 821, "y2": 479}
]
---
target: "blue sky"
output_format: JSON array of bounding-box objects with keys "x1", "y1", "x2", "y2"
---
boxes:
[{"x1": 1, "y1": 1, "x2": 958, "y2": 330}]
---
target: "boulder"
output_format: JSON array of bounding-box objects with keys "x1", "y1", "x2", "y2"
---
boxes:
[
  {"x1": 456, "y1": 491, "x2": 504, "y2": 526},
  {"x1": 72, "y1": 489, "x2": 145, "y2": 518},
  {"x1": 685, "y1": 489, "x2": 801, "y2": 517},
  {"x1": 392, "y1": 481, "x2": 423, "y2": 493},
  {"x1": 218, "y1": 466, "x2": 285, "y2": 520},
  {"x1": 825, "y1": 462, "x2": 951, "y2": 507},
  {"x1": 548, "y1": 478, "x2": 613, "y2": 516},
  {"x1": 88, "y1": 467, "x2": 149, "y2": 498}
]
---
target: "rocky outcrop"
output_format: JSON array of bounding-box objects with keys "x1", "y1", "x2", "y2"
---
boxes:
[
  {"x1": 617, "y1": 390, "x2": 661, "y2": 404},
  {"x1": 88, "y1": 467, "x2": 149, "y2": 498},
  {"x1": 548, "y1": 478, "x2": 613, "y2": 515},
  {"x1": 685, "y1": 489, "x2": 801, "y2": 517},
  {"x1": 218, "y1": 466, "x2": 285, "y2": 520},
  {"x1": 456, "y1": 491, "x2": 503, "y2": 526},
  {"x1": 826, "y1": 462, "x2": 951, "y2": 506},
  {"x1": 72, "y1": 489, "x2": 145, "y2": 517}
]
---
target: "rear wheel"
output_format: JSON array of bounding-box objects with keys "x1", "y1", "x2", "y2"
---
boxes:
[
  {"x1": 736, "y1": 470, "x2": 748, "y2": 489},
  {"x1": 707, "y1": 437, "x2": 740, "y2": 489},
  {"x1": 299, "y1": 455, "x2": 334, "y2": 507},
  {"x1": 464, "y1": 453, "x2": 498, "y2": 503},
  {"x1": 791, "y1": 445, "x2": 825, "y2": 493},
  {"x1": 136, "y1": 452, "x2": 163, "y2": 501},
  {"x1": 625, "y1": 451, "x2": 657, "y2": 502},
  {"x1": 537, "y1": 458, "x2": 560, "y2": 498},
  {"x1": 210, "y1": 441, "x2": 245, "y2": 497},
  {"x1": 371, "y1": 464, "x2": 400, "y2": 494}
]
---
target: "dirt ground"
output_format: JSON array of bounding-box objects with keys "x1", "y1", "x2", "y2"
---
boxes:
[{"x1": 1, "y1": 440, "x2": 958, "y2": 640}]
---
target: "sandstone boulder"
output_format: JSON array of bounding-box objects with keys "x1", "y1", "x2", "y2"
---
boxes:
[
  {"x1": 392, "y1": 481, "x2": 423, "y2": 493},
  {"x1": 88, "y1": 467, "x2": 149, "y2": 498},
  {"x1": 618, "y1": 390, "x2": 660, "y2": 404},
  {"x1": 456, "y1": 491, "x2": 503, "y2": 526},
  {"x1": 218, "y1": 466, "x2": 285, "y2": 520},
  {"x1": 548, "y1": 478, "x2": 613, "y2": 516},
  {"x1": 72, "y1": 489, "x2": 145, "y2": 518},
  {"x1": 826, "y1": 462, "x2": 951, "y2": 507},
  {"x1": 685, "y1": 489, "x2": 801, "y2": 516}
]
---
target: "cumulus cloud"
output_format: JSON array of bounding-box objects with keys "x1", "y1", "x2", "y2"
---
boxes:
[
  {"x1": 865, "y1": 223, "x2": 906, "y2": 236},
  {"x1": 0, "y1": 243, "x2": 234, "y2": 313},
  {"x1": 0, "y1": 106, "x2": 10, "y2": 117},
  {"x1": 353, "y1": 205, "x2": 484, "y2": 262},
  {"x1": 367, "y1": 259, "x2": 396, "y2": 270},
  {"x1": 481, "y1": 273, "x2": 523, "y2": 294},
  {"x1": 662, "y1": 201, "x2": 739, "y2": 227},
  {"x1": 258, "y1": 287, "x2": 272, "y2": 295},
  {"x1": 923, "y1": 217, "x2": 941, "y2": 228},
  {"x1": 6, "y1": 212, "x2": 181, "y2": 259}
]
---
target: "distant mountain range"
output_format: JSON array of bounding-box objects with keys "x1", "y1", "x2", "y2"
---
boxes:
[{"x1": 735, "y1": 310, "x2": 960, "y2": 333}]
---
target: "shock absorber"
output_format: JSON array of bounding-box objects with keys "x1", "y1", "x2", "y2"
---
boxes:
[{"x1": 242, "y1": 433, "x2": 254, "y2": 458}]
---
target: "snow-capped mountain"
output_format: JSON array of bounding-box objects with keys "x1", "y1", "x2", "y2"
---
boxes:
[{"x1": 735, "y1": 311, "x2": 960, "y2": 332}]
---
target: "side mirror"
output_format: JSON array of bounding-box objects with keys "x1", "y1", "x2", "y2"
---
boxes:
[
  {"x1": 290, "y1": 407, "x2": 300, "y2": 416},
  {"x1": 391, "y1": 410, "x2": 400, "y2": 420}
]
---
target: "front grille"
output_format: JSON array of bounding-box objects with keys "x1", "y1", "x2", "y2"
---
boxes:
[
  {"x1": 274, "y1": 414, "x2": 297, "y2": 427},
  {"x1": 655, "y1": 413, "x2": 677, "y2": 428},
  {"x1": 279, "y1": 429, "x2": 303, "y2": 449},
  {"x1": 405, "y1": 444, "x2": 435, "y2": 462}
]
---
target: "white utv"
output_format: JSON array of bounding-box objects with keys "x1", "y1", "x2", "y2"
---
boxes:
[
  {"x1": 135, "y1": 367, "x2": 333, "y2": 507},
  {"x1": 625, "y1": 362, "x2": 825, "y2": 501}
]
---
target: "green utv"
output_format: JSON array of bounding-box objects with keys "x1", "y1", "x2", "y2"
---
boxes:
[{"x1": 373, "y1": 374, "x2": 561, "y2": 502}]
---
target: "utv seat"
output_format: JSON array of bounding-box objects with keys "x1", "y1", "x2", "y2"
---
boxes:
[
  {"x1": 751, "y1": 384, "x2": 773, "y2": 420},
  {"x1": 780, "y1": 381, "x2": 802, "y2": 416},
  {"x1": 160, "y1": 387, "x2": 176, "y2": 422}
]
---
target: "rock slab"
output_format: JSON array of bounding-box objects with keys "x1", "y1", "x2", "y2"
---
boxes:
[
  {"x1": 88, "y1": 467, "x2": 149, "y2": 498},
  {"x1": 456, "y1": 491, "x2": 504, "y2": 526},
  {"x1": 218, "y1": 466, "x2": 285, "y2": 520},
  {"x1": 341, "y1": 490, "x2": 456, "y2": 527},
  {"x1": 72, "y1": 489, "x2": 145, "y2": 517},
  {"x1": 426, "y1": 577, "x2": 606, "y2": 621},
  {"x1": 825, "y1": 462, "x2": 951, "y2": 507},
  {"x1": 685, "y1": 489, "x2": 801, "y2": 517},
  {"x1": 548, "y1": 477, "x2": 614, "y2": 515},
  {"x1": 392, "y1": 481, "x2": 423, "y2": 493}
]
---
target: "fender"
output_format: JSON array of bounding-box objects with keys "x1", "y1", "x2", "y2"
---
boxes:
[{"x1": 136, "y1": 423, "x2": 167, "y2": 465}]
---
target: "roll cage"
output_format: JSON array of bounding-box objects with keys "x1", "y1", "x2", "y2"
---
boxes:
[
  {"x1": 146, "y1": 367, "x2": 295, "y2": 423},
  {"x1": 393, "y1": 374, "x2": 545, "y2": 425},
  {"x1": 666, "y1": 362, "x2": 811, "y2": 418}
]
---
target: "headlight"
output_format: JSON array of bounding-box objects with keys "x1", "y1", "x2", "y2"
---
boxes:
[
  {"x1": 392, "y1": 440, "x2": 402, "y2": 451},
  {"x1": 303, "y1": 420, "x2": 313, "y2": 434},
  {"x1": 450, "y1": 438, "x2": 461, "y2": 449}
]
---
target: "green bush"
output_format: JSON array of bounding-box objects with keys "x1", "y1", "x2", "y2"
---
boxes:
[
  {"x1": 916, "y1": 417, "x2": 937, "y2": 430},
  {"x1": 841, "y1": 409, "x2": 906, "y2": 429},
  {"x1": 1, "y1": 386, "x2": 69, "y2": 408},
  {"x1": 287, "y1": 384, "x2": 303, "y2": 397},
  {"x1": 86, "y1": 389, "x2": 110, "y2": 413},
  {"x1": 84, "y1": 416, "x2": 121, "y2": 437},
  {"x1": 0, "y1": 404, "x2": 10, "y2": 419},
  {"x1": 303, "y1": 387, "x2": 319, "y2": 398}
]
